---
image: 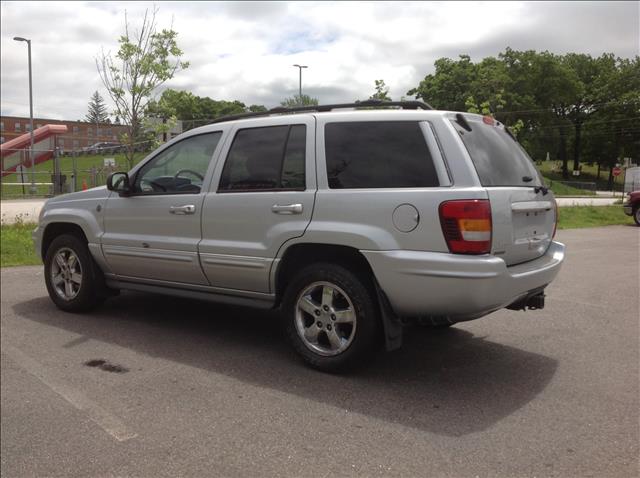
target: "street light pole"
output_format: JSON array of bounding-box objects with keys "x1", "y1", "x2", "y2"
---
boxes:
[
  {"x1": 292, "y1": 64, "x2": 308, "y2": 105},
  {"x1": 14, "y1": 36, "x2": 36, "y2": 194}
]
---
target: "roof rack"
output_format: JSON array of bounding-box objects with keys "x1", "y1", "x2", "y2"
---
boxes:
[{"x1": 207, "y1": 99, "x2": 434, "y2": 125}]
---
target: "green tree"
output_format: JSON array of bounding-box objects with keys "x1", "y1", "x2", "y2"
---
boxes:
[
  {"x1": 407, "y1": 49, "x2": 640, "y2": 181},
  {"x1": 280, "y1": 94, "x2": 318, "y2": 107},
  {"x1": 407, "y1": 55, "x2": 477, "y2": 111},
  {"x1": 583, "y1": 56, "x2": 640, "y2": 187},
  {"x1": 145, "y1": 89, "x2": 198, "y2": 122},
  {"x1": 96, "y1": 8, "x2": 189, "y2": 168},
  {"x1": 146, "y1": 89, "x2": 258, "y2": 131},
  {"x1": 248, "y1": 104, "x2": 268, "y2": 113},
  {"x1": 85, "y1": 91, "x2": 110, "y2": 124},
  {"x1": 559, "y1": 53, "x2": 618, "y2": 173},
  {"x1": 369, "y1": 79, "x2": 391, "y2": 101},
  {"x1": 499, "y1": 49, "x2": 581, "y2": 178}
]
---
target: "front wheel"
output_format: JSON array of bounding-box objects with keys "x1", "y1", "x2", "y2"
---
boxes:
[
  {"x1": 44, "y1": 234, "x2": 105, "y2": 312},
  {"x1": 282, "y1": 263, "x2": 380, "y2": 372},
  {"x1": 634, "y1": 206, "x2": 640, "y2": 226}
]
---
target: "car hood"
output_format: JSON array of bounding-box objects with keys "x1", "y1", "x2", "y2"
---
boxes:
[{"x1": 45, "y1": 186, "x2": 110, "y2": 205}]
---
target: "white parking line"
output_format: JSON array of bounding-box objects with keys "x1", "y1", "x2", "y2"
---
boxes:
[{"x1": 3, "y1": 344, "x2": 137, "y2": 442}]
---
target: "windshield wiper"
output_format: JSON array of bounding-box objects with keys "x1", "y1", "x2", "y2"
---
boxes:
[
  {"x1": 522, "y1": 175, "x2": 548, "y2": 195},
  {"x1": 455, "y1": 113, "x2": 472, "y2": 132}
]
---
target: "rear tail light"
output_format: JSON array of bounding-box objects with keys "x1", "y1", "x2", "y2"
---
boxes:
[{"x1": 439, "y1": 199, "x2": 492, "y2": 254}]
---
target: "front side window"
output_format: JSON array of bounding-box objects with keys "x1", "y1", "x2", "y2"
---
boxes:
[
  {"x1": 134, "y1": 132, "x2": 222, "y2": 194},
  {"x1": 325, "y1": 121, "x2": 439, "y2": 189},
  {"x1": 15, "y1": 123, "x2": 21, "y2": 132},
  {"x1": 219, "y1": 124, "x2": 306, "y2": 191}
]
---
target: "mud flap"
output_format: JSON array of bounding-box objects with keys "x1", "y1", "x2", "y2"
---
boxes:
[{"x1": 374, "y1": 280, "x2": 403, "y2": 351}]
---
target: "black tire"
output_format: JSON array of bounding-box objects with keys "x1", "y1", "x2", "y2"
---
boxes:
[
  {"x1": 44, "y1": 234, "x2": 106, "y2": 312},
  {"x1": 282, "y1": 263, "x2": 380, "y2": 373},
  {"x1": 634, "y1": 206, "x2": 640, "y2": 226}
]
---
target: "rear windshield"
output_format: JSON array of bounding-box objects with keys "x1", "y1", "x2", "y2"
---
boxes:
[{"x1": 451, "y1": 116, "x2": 542, "y2": 187}]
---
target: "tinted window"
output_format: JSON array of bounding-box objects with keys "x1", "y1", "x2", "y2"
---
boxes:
[
  {"x1": 451, "y1": 117, "x2": 542, "y2": 187},
  {"x1": 325, "y1": 122, "x2": 438, "y2": 189},
  {"x1": 219, "y1": 125, "x2": 306, "y2": 191},
  {"x1": 135, "y1": 132, "x2": 221, "y2": 194},
  {"x1": 281, "y1": 125, "x2": 306, "y2": 189}
]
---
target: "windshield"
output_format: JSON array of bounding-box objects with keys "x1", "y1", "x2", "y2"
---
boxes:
[{"x1": 451, "y1": 116, "x2": 543, "y2": 187}]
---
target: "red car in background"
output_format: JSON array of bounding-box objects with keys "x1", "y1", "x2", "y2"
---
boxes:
[{"x1": 623, "y1": 190, "x2": 640, "y2": 226}]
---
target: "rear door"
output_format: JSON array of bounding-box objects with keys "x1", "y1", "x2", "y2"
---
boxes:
[
  {"x1": 198, "y1": 116, "x2": 316, "y2": 293},
  {"x1": 450, "y1": 114, "x2": 556, "y2": 265}
]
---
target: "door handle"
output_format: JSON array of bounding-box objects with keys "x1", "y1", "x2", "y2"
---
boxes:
[
  {"x1": 271, "y1": 203, "x2": 303, "y2": 215},
  {"x1": 169, "y1": 204, "x2": 196, "y2": 215}
]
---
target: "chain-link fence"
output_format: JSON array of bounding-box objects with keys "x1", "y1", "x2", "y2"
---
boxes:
[
  {"x1": 1, "y1": 147, "x2": 132, "y2": 199},
  {"x1": 1, "y1": 140, "x2": 154, "y2": 199}
]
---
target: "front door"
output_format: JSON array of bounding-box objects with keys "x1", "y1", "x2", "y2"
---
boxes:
[
  {"x1": 199, "y1": 116, "x2": 316, "y2": 293},
  {"x1": 102, "y1": 131, "x2": 224, "y2": 285}
]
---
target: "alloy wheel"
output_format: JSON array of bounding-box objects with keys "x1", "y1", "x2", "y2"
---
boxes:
[
  {"x1": 50, "y1": 247, "x2": 83, "y2": 300},
  {"x1": 294, "y1": 281, "x2": 357, "y2": 357}
]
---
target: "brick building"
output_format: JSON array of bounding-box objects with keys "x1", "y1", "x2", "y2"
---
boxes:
[{"x1": 0, "y1": 115, "x2": 128, "y2": 153}]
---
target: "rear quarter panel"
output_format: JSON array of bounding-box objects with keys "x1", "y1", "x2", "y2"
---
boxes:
[{"x1": 300, "y1": 112, "x2": 487, "y2": 253}]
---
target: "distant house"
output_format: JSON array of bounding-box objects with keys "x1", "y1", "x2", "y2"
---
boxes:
[{"x1": 143, "y1": 117, "x2": 183, "y2": 143}]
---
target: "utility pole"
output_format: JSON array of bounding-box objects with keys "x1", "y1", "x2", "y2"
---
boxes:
[
  {"x1": 14, "y1": 36, "x2": 36, "y2": 194},
  {"x1": 292, "y1": 64, "x2": 308, "y2": 105}
]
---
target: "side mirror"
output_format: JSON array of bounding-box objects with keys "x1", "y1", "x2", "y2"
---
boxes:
[{"x1": 106, "y1": 172, "x2": 131, "y2": 196}]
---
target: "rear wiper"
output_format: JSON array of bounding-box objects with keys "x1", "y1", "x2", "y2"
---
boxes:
[
  {"x1": 455, "y1": 113, "x2": 472, "y2": 132},
  {"x1": 522, "y1": 175, "x2": 548, "y2": 195}
]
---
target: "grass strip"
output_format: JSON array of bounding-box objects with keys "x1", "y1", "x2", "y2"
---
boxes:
[
  {"x1": 557, "y1": 205, "x2": 634, "y2": 229},
  {"x1": 1, "y1": 221, "x2": 41, "y2": 267}
]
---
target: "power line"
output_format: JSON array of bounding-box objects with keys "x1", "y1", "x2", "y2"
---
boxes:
[{"x1": 477, "y1": 99, "x2": 638, "y2": 116}]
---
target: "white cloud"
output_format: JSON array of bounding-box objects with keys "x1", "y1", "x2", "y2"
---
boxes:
[{"x1": 1, "y1": 1, "x2": 638, "y2": 120}]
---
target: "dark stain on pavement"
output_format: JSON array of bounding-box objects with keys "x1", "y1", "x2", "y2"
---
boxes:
[{"x1": 84, "y1": 359, "x2": 129, "y2": 373}]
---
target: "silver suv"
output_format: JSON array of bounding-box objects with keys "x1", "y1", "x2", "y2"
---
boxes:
[{"x1": 33, "y1": 101, "x2": 565, "y2": 371}]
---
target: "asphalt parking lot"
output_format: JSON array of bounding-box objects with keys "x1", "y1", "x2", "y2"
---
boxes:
[{"x1": 1, "y1": 226, "x2": 638, "y2": 477}]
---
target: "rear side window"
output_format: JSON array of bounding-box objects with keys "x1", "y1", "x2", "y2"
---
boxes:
[
  {"x1": 219, "y1": 125, "x2": 306, "y2": 191},
  {"x1": 451, "y1": 116, "x2": 542, "y2": 187},
  {"x1": 325, "y1": 121, "x2": 439, "y2": 189}
]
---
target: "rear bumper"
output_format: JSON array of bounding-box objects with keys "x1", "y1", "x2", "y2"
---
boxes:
[{"x1": 362, "y1": 241, "x2": 565, "y2": 319}]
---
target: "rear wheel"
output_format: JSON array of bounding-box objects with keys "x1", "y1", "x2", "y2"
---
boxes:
[
  {"x1": 44, "y1": 234, "x2": 105, "y2": 312},
  {"x1": 282, "y1": 263, "x2": 380, "y2": 372}
]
